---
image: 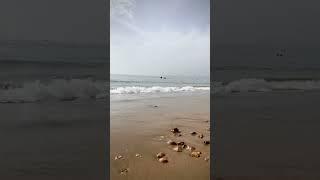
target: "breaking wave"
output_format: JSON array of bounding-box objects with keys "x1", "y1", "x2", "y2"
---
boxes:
[
  {"x1": 2, "y1": 78, "x2": 319, "y2": 103},
  {"x1": 0, "y1": 79, "x2": 107, "y2": 103},
  {"x1": 110, "y1": 86, "x2": 210, "y2": 94},
  {"x1": 214, "y1": 78, "x2": 320, "y2": 94}
]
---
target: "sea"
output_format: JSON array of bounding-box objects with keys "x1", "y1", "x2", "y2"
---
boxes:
[
  {"x1": 2, "y1": 41, "x2": 320, "y2": 103},
  {"x1": 3, "y1": 61, "x2": 320, "y2": 103}
]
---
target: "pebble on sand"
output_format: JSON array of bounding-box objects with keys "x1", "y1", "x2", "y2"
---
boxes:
[
  {"x1": 190, "y1": 131, "x2": 197, "y2": 135},
  {"x1": 114, "y1": 155, "x2": 124, "y2": 160},
  {"x1": 156, "y1": 152, "x2": 166, "y2": 159},
  {"x1": 120, "y1": 168, "x2": 129, "y2": 175},
  {"x1": 171, "y1": 128, "x2": 181, "y2": 134},
  {"x1": 177, "y1": 141, "x2": 185, "y2": 146},
  {"x1": 203, "y1": 140, "x2": 210, "y2": 145},
  {"x1": 135, "y1": 153, "x2": 142, "y2": 158},
  {"x1": 167, "y1": 140, "x2": 177, "y2": 145},
  {"x1": 173, "y1": 145, "x2": 183, "y2": 152},
  {"x1": 204, "y1": 157, "x2": 210, "y2": 161},
  {"x1": 158, "y1": 157, "x2": 168, "y2": 163},
  {"x1": 190, "y1": 151, "x2": 202, "y2": 158},
  {"x1": 186, "y1": 145, "x2": 196, "y2": 151}
]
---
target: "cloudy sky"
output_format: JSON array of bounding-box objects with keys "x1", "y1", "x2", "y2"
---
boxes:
[{"x1": 110, "y1": 0, "x2": 210, "y2": 76}]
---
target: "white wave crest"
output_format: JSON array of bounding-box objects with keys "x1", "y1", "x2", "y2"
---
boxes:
[
  {"x1": 214, "y1": 78, "x2": 320, "y2": 94},
  {"x1": 0, "y1": 79, "x2": 106, "y2": 103},
  {"x1": 110, "y1": 86, "x2": 210, "y2": 94}
]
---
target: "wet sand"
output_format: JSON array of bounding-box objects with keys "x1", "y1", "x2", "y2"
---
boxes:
[
  {"x1": 214, "y1": 91, "x2": 320, "y2": 179},
  {"x1": 111, "y1": 93, "x2": 210, "y2": 180}
]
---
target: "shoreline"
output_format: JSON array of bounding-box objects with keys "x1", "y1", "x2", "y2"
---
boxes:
[{"x1": 110, "y1": 93, "x2": 210, "y2": 180}]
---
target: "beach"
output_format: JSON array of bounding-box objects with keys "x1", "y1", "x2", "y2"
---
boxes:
[
  {"x1": 110, "y1": 92, "x2": 210, "y2": 180},
  {"x1": 214, "y1": 91, "x2": 320, "y2": 178}
]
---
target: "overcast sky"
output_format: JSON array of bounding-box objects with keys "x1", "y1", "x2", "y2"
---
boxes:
[{"x1": 110, "y1": 0, "x2": 210, "y2": 76}]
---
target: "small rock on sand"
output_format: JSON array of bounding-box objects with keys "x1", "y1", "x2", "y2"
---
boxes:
[
  {"x1": 135, "y1": 154, "x2": 142, "y2": 158},
  {"x1": 114, "y1": 155, "x2": 124, "y2": 160},
  {"x1": 173, "y1": 146, "x2": 183, "y2": 152},
  {"x1": 177, "y1": 141, "x2": 185, "y2": 146},
  {"x1": 190, "y1": 131, "x2": 197, "y2": 135},
  {"x1": 158, "y1": 157, "x2": 168, "y2": 163},
  {"x1": 171, "y1": 128, "x2": 180, "y2": 134},
  {"x1": 186, "y1": 146, "x2": 196, "y2": 151},
  {"x1": 156, "y1": 152, "x2": 166, "y2": 159},
  {"x1": 203, "y1": 140, "x2": 210, "y2": 145},
  {"x1": 167, "y1": 140, "x2": 177, "y2": 145},
  {"x1": 120, "y1": 168, "x2": 129, "y2": 175},
  {"x1": 190, "y1": 151, "x2": 202, "y2": 158}
]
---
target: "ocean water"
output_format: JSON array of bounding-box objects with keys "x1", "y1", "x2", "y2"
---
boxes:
[
  {"x1": 213, "y1": 67, "x2": 320, "y2": 95},
  {"x1": 0, "y1": 61, "x2": 108, "y2": 103},
  {"x1": 0, "y1": 60, "x2": 210, "y2": 103},
  {"x1": 110, "y1": 74, "x2": 210, "y2": 96}
]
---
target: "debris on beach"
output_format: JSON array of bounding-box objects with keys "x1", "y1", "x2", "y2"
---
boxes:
[
  {"x1": 173, "y1": 145, "x2": 183, "y2": 152},
  {"x1": 203, "y1": 140, "x2": 210, "y2": 145},
  {"x1": 190, "y1": 151, "x2": 202, "y2": 158},
  {"x1": 186, "y1": 145, "x2": 196, "y2": 151},
  {"x1": 156, "y1": 152, "x2": 166, "y2": 159},
  {"x1": 171, "y1": 128, "x2": 181, "y2": 134},
  {"x1": 198, "y1": 134, "x2": 204, "y2": 139},
  {"x1": 115, "y1": 155, "x2": 124, "y2": 160},
  {"x1": 135, "y1": 153, "x2": 142, "y2": 158},
  {"x1": 158, "y1": 157, "x2": 168, "y2": 163},
  {"x1": 120, "y1": 168, "x2": 129, "y2": 175},
  {"x1": 156, "y1": 152, "x2": 169, "y2": 163},
  {"x1": 158, "y1": 136, "x2": 165, "y2": 140},
  {"x1": 167, "y1": 140, "x2": 177, "y2": 145},
  {"x1": 177, "y1": 141, "x2": 185, "y2": 146},
  {"x1": 204, "y1": 157, "x2": 210, "y2": 161},
  {"x1": 190, "y1": 131, "x2": 197, "y2": 135}
]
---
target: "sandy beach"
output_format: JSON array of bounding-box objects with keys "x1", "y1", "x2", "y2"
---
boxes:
[
  {"x1": 214, "y1": 91, "x2": 320, "y2": 179},
  {"x1": 110, "y1": 93, "x2": 210, "y2": 180}
]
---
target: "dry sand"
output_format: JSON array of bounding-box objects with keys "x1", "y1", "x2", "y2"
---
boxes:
[{"x1": 111, "y1": 93, "x2": 210, "y2": 180}]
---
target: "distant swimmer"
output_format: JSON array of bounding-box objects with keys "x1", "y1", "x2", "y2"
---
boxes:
[
  {"x1": 163, "y1": 77, "x2": 166, "y2": 79},
  {"x1": 160, "y1": 76, "x2": 163, "y2": 79}
]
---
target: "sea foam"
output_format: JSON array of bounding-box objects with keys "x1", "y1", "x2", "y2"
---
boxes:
[{"x1": 214, "y1": 78, "x2": 320, "y2": 94}]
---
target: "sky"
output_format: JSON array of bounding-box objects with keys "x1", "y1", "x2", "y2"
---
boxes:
[
  {"x1": 110, "y1": 0, "x2": 210, "y2": 76},
  {"x1": 0, "y1": 0, "x2": 107, "y2": 44}
]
